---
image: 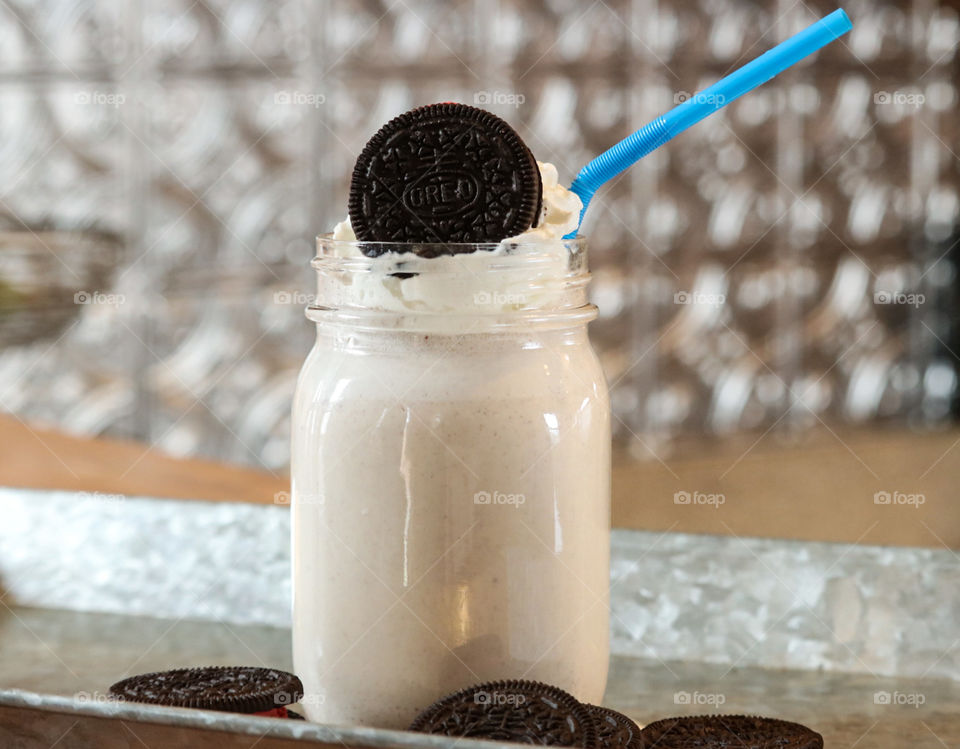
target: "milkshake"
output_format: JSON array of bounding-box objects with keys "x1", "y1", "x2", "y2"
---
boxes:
[
  {"x1": 291, "y1": 106, "x2": 611, "y2": 728},
  {"x1": 291, "y1": 7, "x2": 856, "y2": 731}
]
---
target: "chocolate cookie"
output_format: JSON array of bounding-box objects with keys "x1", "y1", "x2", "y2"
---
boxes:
[
  {"x1": 585, "y1": 704, "x2": 642, "y2": 749},
  {"x1": 348, "y1": 103, "x2": 542, "y2": 249},
  {"x1": 108, "y1": 666, "x2": 303, "y2": 716},
  {"x1": 639, "y1": 715, "x2": 823, "y2": 749},
  {"x1": 408, "y1": 679, "x2": 597, "y2": 746}
]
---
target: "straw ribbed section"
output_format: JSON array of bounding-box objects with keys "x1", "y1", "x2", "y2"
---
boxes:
[{"x1": 567, "y1": 115, "x2": 672, "y2": 235}]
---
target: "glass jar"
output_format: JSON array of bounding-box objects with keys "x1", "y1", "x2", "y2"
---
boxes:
[{"x1": 291, "y1": 236, "x2": 610, "y2": 728}]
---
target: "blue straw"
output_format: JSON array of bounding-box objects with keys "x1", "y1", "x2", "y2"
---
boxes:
[{"x1": 566, "y1": 8, "x2": 852, "y2": 237}]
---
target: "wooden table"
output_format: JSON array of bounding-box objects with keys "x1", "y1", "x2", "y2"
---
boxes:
[{"x1": 2, "y1": 414, "x2": 956, "y2": 548}]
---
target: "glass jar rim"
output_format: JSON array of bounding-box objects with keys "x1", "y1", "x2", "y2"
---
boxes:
[
  {"x1": 308, "y1": 233, "x2": 594, "y2": 329},
  {"x1": 314, "y1": 233, "x2": 586, "y2": 263}
]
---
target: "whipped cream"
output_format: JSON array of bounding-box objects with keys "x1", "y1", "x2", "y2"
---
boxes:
[{"x1": 323, "y1": 162, "x2": 583, "y2": 315}]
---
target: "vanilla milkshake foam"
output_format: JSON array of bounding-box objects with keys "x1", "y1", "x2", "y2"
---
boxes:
[
  {"x1": 291, "y1": 163, "x2": 610, "y2": 728},
  {"x1": 324, "y1": 162, "x2": 585, "y2": 318}
]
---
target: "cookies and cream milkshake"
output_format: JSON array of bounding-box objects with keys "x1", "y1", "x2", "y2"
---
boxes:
[
  {"x1": 290, "y1": 9, "x2": 856, "y2": 728},
  {"x1": 291, "y1": 104, "x2": 610, "y2": 728}
]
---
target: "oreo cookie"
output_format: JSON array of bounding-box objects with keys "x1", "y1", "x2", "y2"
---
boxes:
[
  {"x1": 585, "y1": 704, "x2": 642, "y2": 749},
  {"x1": 639, "y1": 715, "x2": 823, "y2": 749},
  {"x1": 108, "y1": 666, "x2": 303, "y2": 717},
  {"x1": 408, "y1": 679, "x2": 597, "y2": 746},
  {"x1": 348, "y1": 103, "x2": 542, "y2": 250}
]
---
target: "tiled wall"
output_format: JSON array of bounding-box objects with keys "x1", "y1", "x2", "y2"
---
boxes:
[{"x1": 0, "y1": 0, "x2": 957, "y2": 472}]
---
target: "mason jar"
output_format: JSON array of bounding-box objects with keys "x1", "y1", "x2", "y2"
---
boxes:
[{"x1": 291, "y1": 236, "x2": 610, "y2": 728}]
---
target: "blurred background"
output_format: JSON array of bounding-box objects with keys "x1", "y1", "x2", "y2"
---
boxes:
[
  {"x1": 4, "y1": 7, "x2": 960, "y2": 739},
  {"x1": 0, "y1": 0, "x2": 957, "y2": 482}
]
